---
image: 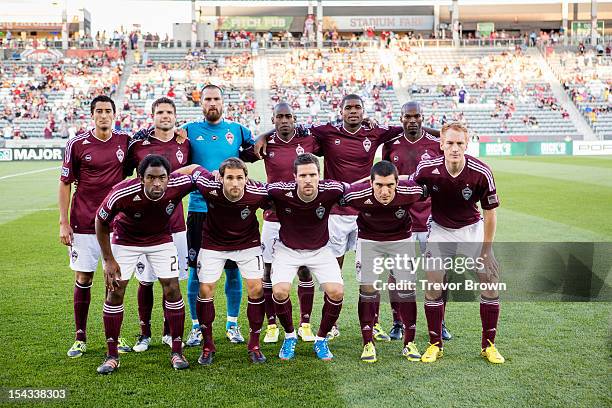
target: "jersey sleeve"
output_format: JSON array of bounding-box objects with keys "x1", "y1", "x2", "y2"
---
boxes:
[
  {"x1": 169, "y1": 173, "x2": 197, "y2": 198},
  {"x1": 478, "y1": 172, "x2": 499, "y2": 210},
  {"x1": 239, "y1": 145, "x2": 260, "y2": 163},
  {"x1": 192, "y1": 166, "x2": 219, "y2": 197},
  {"x1": 397, "y1": 179, "x2": 425, "y2": 204},
  {"x1": 341, "y1": 181, "x2": 369, "y2": 208},
  {"x1": 376, "y1": 125, "x2": 403, "y2": 144},
  {"x1": 60, "y1": 138, "x2": 80, "y2": 184},
  {"x1": 240, "y1": 125, "x2": 255, "y2": 149},
  {"x1": 96, "y1": 186, "x2": 121, "y2": 225}
]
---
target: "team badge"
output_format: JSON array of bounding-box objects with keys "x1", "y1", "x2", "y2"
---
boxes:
[
  {"x1": 269, "y1": 151, "x2": 275, "y2": 158},
  {"x1": 241, "y1": 208, "x2": 251, "y2": 220},
  {"x1": 393, "y1": 155, "x2": 399, "y2": 162},
  {"x1": 71, "y1": 249, "x2": 78, "y2": 263},
  {"x1": 462, "y1": 186, "x2": 473, "y2": 200},
  {"x1": 116, "y1": 147, "x2": 124, "y2": 162},
  {"x1": 166, "y1": 203, "x2": 175, "y2": 215},
  {"x1": 315, "y1": 205, "x2": 325, "y2": 219},
  {"x1": 85, "y1": 154, "x2": 92, "y2": 161},
  {"x1": 189, "y1": 248, "x2": 197, "y2": 261},
  {"x1": 395, "y1": 208, "x2": 406, "y2": 219},
  {"x1": 176, "y1": 150, "x2": 184, "y2": 164},
  {"x1": 225, "y1": 130, "x2": 234, "y2": 145},
  {"x1": 61, "y1": 167, "x2": 69, "y2": 177},
  {"x1": 136, "y1": 262, "x2": 145, "y2": 274},
  {"x1": 363, "y1": 137, "x2": 372, "y2": 152},
  {"x1": 98, "y1": 208, "x2": 109, "y2": 220},
  {"x1": 334, "y1": 139, "x2": 341, "y2": 145},
  {"x1": 296, "y1": 144, "x2": 305, "y2": 155}
]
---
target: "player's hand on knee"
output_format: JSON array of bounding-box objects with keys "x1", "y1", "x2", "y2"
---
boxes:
[
  {"x1": 104, "y1": 260, "x2": 122, "y2": 291},
  {"x1": 480, "y1": 250, "x2": 499, "y2": 280},
  {"x1": 59, "y1": 223, "x2": 73, "y2": 246}
]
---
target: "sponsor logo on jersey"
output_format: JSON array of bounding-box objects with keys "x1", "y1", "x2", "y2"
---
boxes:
[
  {"x1": 133, "y1": 195, "x2": 141, "y2": 201},
  {"x1": 432, "y1": 185, "x2": 439, "y2": 192},
  {"x1": 269, "y1": 151, "x2": 275, "y2": 158},
  {"x1": 142, "y1": 140, "x2": 151, "y2": 145},
  {"x1": 61, "y1": 166, "x2": 69, "y2": 177},
  {"x1": 432, "y1": 168, "x2": 440, "y2": 174},
  {"x1": 116, "y1": 147, "x2": 124, "y2": 162},
  {"x1": 462, "y1": 186, "x2": 473, "y2": 200},
  {"x1": 134, "y1": 212, "x2": 142, "y2": 219},
  {"x1": 334, "y1": 139, "x2": 341, "y2": 145},
  {"x1": 364, "y1": 199, "x2": 373, "y2": 205},
  {"x1": 285, "y1": 208, "x2": 292, "y2": 214},
  {"x1": 395, "y1": 208, "x2": 406, "y2": 219},
  {"x1": 363, "y1": 137, "x2": 372, "y2": 152},
  {"x1": 241, "y1": 207, "x2": 251, "y2": 220},
  {"x1": 296, "y1": 144, "x2": 305, "y2": 155},
  {"x1": 98, "y1": 208, "x2": 109, "y2": 220},
  {"x1": 197, "y1": 136, "x2": 205, "y2": 141},
  {"x1": 212, "y1": 135, "x2": 217, "y2": 141},
  {"x1": 421, "y1": 150, "x2": 431, "y2": 161},
  {"x1": 136, "y1": 262, "x2": 145, "y2": 273},
  {"x1": 82, "y1": 139, "x2": 90, "y2": 145},
  {"x1": 176, "y1": 150, "x2": 184, "y2": 164},
  {"x1": 393, "y1": 139, "x2": 400, "y2": 144},
  {"x1": 85, "y1": 154, "x2": 92, "y2": 161},
  {"x1": 393, "y1": 155, "x2": 399, "y2": 162},
  {"x1": 285, "y1": 191, "x2": 293, "y2": 198},
  {"x1": 189, "y1": 248, "x2": 197, "y2": 261},
  {"x1": 487, "y1": 194, "x2": 498, "y2": 204},
  {"x1": 364, "y1": 212, "x2": 371, "y2": 217},
  {"x1": 225, "y1": 130, "x2": 234, "y2": 145},
  {"x1": 209, "y1": 190, "x2": 218, "y2": 196},
  {"x1": 316, "y1": 205, "x2": 325, "y2": 219},
  {"x1": 166, "y1": 203, "x2": 175, "y2": 215}
]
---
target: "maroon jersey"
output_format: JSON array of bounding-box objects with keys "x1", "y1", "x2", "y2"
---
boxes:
[
  {"x1": 192, "y1": 167, "x2": 270, "y2": 251},
  {"x1": 263, "y1": 131, "x2": 321, "y2": 222},
  {"x1": 343, "y1": 180, "x2": 424, "y2": 241},
  {"x1": 310, "y1": 123, "x2": 402, "y2": 215},
  {"x1": 383, "y1": 129, "x2": 442, "y2": 232},
  {"x1": 60, "y1": 129, "x2": 131, "y2": 234},
  {"x1": 126, "y1": 132, "x2": 191, "y2": 233},
  {"x1": 97, "y1": 173, "x2": 194, "y2": 246},
  {"x1": 413, "y1": 155, "x2": 499, "y2": 229},
  {"x1": 267, "y1": 180, "x2": 346, "y2": 250}
]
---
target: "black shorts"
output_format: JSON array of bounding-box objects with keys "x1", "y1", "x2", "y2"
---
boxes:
[{"x1": 186, "y1": 211, "x2": 237, "y2": 270}]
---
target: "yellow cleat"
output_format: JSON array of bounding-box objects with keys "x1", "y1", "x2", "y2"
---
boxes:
[
  {"x1": 401, "y1": 342, "x2": 421, "y2": 362},
  {"x1": 263, "y1": 324, "x2": 280, "y2": 343},
  {"x1": 372, "y1": 323, "x2": 391, "y2": 342},
  {"x1": 481, "y1": 340, "x2": 505, "y2": 364},
  {"x1": 421, "y1": 342, "x2": 443, "y2": 363},
  {"x1": 298, "y1": 323, "x2": 315, "y2": 342},
  {"x1": 360, "y1": 342, "x2": 377, "y2": 363}
]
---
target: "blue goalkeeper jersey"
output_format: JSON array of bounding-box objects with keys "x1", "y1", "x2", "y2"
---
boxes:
[{"x1": 181, "y1": 119, "x2": 254, "y2": 212}]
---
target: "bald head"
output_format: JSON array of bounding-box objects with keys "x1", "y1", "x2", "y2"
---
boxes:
[
  {"x1": 272, "y1": 102, "x2": 296, "y2": 139},
  {"x1": 400, "y1": 101, "x2": 423, "y2": 138}
]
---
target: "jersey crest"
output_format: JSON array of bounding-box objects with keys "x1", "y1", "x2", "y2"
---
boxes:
[
  {"x1": 296, "y1": 144, "x2": 305, "y2": 155},
  {"x1": 363, "y1": 137, "x2": 372, "y2": 152},
  {"x1": 395, "y1": 208, "x2": 406, "y2": 219},
  {"x1": 116, "y1": 147, "x2": 124, "y2": 162},
  {"x1": 225, "y1": 130, "x2": 234, "y2": 145},
  {"x1": 462, "y1": 186, "x2": 473, "y2": 200},
  {"x1": 241, "y1": 207, "x2": 251, "y2": 220},
  {"x1": 176, "y1": 150, "x2": 184, "y2": 164},
  {"x1": 316, "y1": 205, "x2": 325, "y2": 219},
  {"x1": 166, "y1": 202, "x2": 175, "y2": 215}
]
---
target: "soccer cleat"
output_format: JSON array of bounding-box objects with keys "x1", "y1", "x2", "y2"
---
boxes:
[
  {"x1": 171, "y1": 352, "x2": 190, "y2": 370},
  {"x1": 326, "y1": 325, "x2": 340, "y2": 341},
  {"x1": 402, "y1": 342, "x2": 421, "y2": 362},
  {"x1": 278, "y1": 337, "x2": 298, "y2": 360},
  {"x1": 67, "y1": 340, "x2": 87, "y2": 358},
  {"x1": 314, "y1": 338, "x2": 334, "y2": 361},
  {"x1": 421, "y1": 342, "x2": 443, "y2": 363},
  {"x1": 248, "y1": 347, "x2": 267, "y2": 364},
  {"x1": 96, "y1": 355, "x2": 120, "y2": 375},
  {"x1": 389, "y1": 321, "x2": 404, "y2": 341},
  {"x1": 373, "y1": 323, "x2": 391, "y2": 342},
  {"x1": 226, "y1": 325, "x2": 245, "y2": 344},
  {"x1": 117, "y1": 337, "x2": 132, "y2": 353},
  {"x1": 133, "y1": 335, "x2": 151, "y2": 353},
  {"x1": 197, "y1": 348, "x2": 215, "y2": 366},
  {"x1": 264, "y1": 324, "x2": 280, "y2": 344},
  {"x1": 442, "y1": 320, "x2": 453, "y2": 341},
  {"x1": 185, "y1": 327, "x2": 202, "y2": 347},
  {"x1": 481, "y1": 340, "x2": 505, "y2": 364},
  {"x1": 162, "y1": 334, "x2": 185, "y2": 349},
  {"x1": 360, "y1": 342, "x2": 377, "y2": 363},
  {"x1": 298, "y1": 323, "x2": 315, "y2": 342}
]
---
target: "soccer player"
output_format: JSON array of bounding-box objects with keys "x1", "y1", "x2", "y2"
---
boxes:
[
  {"x1": 95, "y1": 155, "x2": 193, "y2": 374},
  {"x1": 124, "y1": 97, "x2": 191, "y2": 352},
  {"x1": 181, "y1": 84, "x2": 257, "y2": 346},
  {"x1": 190, "y1": 159, "x2": 268, "y2": 365},
  {"x1": 259, "y1": 102, "x2": 320, "y2": 344},
  {"x1": 59, "y1": 95, "x2": 131, "y2": 358},
  {"x1": 413, "y1": 122, "x2": 504, "y2": 364},
  {"x1": 382, "y1": 101, "x2": 452, "y2": 341},
  {"x1": 343, "y1": 160, "x2": 425, "y2": 363},
  {"x1": 267, "y1": 153, "x2": 346, "y2": 361}
]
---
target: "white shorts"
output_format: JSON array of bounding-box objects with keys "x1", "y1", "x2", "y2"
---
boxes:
[
  {"x1": 197, "y1": 246, "x2": 264, "y2": 284},
  {"x1": 271, "y1": 241, "x2": 343, "y2": 286},
  {"x1": 424, "y1": 220, "x2": 484, "y2": 272},
  {"x1": 68, "y1": 233, "x2": 102, "y2": 272},
  {"x1": 355, "y1": 238, "x2": 417, "y2": 284},
  {"x1": 112, "y1": 242, "x2": 180, "y2": 281},
  {"x1": 410, "y1": 232, "x2": 428, "y2": 254},
  {"x1": 261, "y1": 220, "x2": 280, "y2": 264},
  {"x1": 327, "y1": 214, "x2": 358, "y2": 257},
  {"x1": 135, "y1": 231, "x2": 189, "y2": 282}
]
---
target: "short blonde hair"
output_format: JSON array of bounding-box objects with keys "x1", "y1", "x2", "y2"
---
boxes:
[{"x1": 441, "y1": 122, "x2": 469, "y2": 137}]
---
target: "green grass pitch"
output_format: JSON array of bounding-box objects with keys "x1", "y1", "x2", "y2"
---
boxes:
[{"x1": 0, "y1": 156, "x2": 610, "y2": 407}]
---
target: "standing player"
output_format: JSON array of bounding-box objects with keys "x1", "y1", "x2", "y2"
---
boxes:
[
  {"x1": 413, "y1": 122, "x2": 504, "y2": 364},
  {"x1": 95, "y1": 155, "x2": 192, "y2": 374},
  {"x1": 382, "y1": 101, "x2": 452, "y2": 341},
  {"x1": 124, "y1": 97, "x2": 191, "y2": 352},
  {"x1": 190, "y1": 159, "x2": 268, "y2": 365},
  {"x1": 343, "y1": 160, "x2": 425, "y2": 363},
  {"x1": 59, "y1": 95, "x2": 131, "y2": 358},
  {"x1": 181, "y1": 84, "x2": 257, "y2": 346},
  {"x1": 259, "y1": 103, "x2": 320, "y2": 344},
  {"x1": 267, "y1": 154, "x2": 346, "y2": 361}
]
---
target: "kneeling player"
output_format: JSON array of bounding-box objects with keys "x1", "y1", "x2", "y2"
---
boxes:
[
  {"x1": 95, "y1": 155, "x2": 192, "y2": 374},
  {"x1": 191, "y1": 159, "x2": 269, "y2": 365},
  {"x1": 267, "y1": 154, "x2": 346, "y2": 361},
  {"x1": 413, "y1": 122, "x2": 504, "y2": 364},
  {"x1": 344, "y1": 160, "x2": 425, "y2": 363}
]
